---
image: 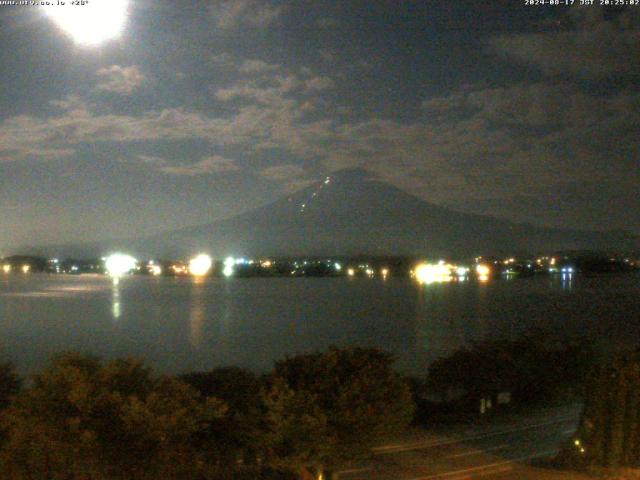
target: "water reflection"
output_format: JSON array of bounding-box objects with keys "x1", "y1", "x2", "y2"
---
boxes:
[
  {"x1": 111, "y1": 278, "x2": 121, "y2": 320},
  {"x1": 3, "y1": 273, "x2": 638, "y2": 376},
  {"x1": 189, "y1": 276, "x2": 206, "y2": 348},
  {"x1": 561, "y1": 273, "x2": 574, "y2": 291},
  {"x1": 414, "y1": 284, "x2": 461, "y2": 360}
]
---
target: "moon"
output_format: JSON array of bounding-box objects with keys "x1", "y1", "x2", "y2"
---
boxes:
[{"x1": 44, "y1": 0, "x2": 129, "y2": 46}]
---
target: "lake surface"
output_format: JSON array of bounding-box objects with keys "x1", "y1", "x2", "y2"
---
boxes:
[{"x1": 1, "y1": 273, "x2": 639, "y2": 375}]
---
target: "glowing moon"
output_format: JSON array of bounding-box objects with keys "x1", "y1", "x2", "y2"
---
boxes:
[{"x1": 44, "y1": 0, "x2": 129, "y2": 46}]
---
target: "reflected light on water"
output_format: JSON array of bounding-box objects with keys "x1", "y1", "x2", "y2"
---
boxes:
[
  {"x1": 561, "y1": 272, "x2": 574, "y2": 290},
  {"x1": 111, "y1": 278, "x2": 121, "y2": 319},
  {"x1": 189, "y1": 277, "x2": 206, "y2": 348}
]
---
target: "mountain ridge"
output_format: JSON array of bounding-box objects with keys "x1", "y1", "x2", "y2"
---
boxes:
[{"x1": 12, "y1": 169, "x2": 639, "y2": 258}]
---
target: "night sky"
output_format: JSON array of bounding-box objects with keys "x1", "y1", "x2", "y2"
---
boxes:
[{"x1": 0, "y1": 1, "x2": 638, "y2": 250}]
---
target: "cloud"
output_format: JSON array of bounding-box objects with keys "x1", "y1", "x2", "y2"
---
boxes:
[
  {"x1": 260, "y1": 164, "x2": 306, "y2": 181},
  {"x1": 489, "y1": 8, "x2": 640, "y2": 80},
  {"x1": 304, "y1": 76, "x2": 335, "y2": 91},
  {"x1": 214, "y1": 70, "x2": 333, "y2": 108},
  {"x1": 210, "y1": 0, "x2": 283, "y2": 30},
  {"x1": 49, "y1": 95, "x2": 87, "y2": 111},
  {"x1": 159, "y1": 155, "x2": 240, "y2": 176},
  {"x1": 210, "y1": 52, "x2": 235, "y2": 66},
  {"x1": 96, "y1": 65, "x2": 146, "y2": 95},
  {"x1": 238, "y1": 59, "x2": 281, "y2": 74},
  {"x1": 316, "y1": 17, "x2": 338, "y2": 29},
  {"x1": 137, "y1": 154, "x2": 239, "y2": 176},
  {"x1": 4, "y1": 69, "x2": 638, "y2": 232}
]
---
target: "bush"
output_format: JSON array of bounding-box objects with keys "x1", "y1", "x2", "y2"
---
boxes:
[
  {"x1": 0, "y1": 362, "x2": 20, "y2": 411},
  {"x1": 263, "y1": 347, "x2": 415, "y2": 478},
  {"x1": 427, "y1": 334, "x2": 595, "y2": 408},
  {"x1": 0, "y1": 353, "x2": 227, "y2": 480}
]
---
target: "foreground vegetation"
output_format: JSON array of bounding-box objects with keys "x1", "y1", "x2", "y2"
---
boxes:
[
  {"x1": 424, "y1": 334, "x2": 596, "y2": 414},
  {"x1": 1, "y1": 335, "x2": 635, "y2": 479},
  {"x1": 0, "y1": 348, "x2": 413, "y2": 480},
  {"x1": 559, "y1": 349, "x2": 640, "y2": 473}
]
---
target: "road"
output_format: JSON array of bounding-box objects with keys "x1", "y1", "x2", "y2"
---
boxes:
[{"x1": 337, "y1": 404, "x2": 588, "y2": 480}]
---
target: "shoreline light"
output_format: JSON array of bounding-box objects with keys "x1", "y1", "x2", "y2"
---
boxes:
[
  {"x1": 456, "y1": 266, "x2": 469, "y2": 277},
  {"x1": 476, "y1": 264, "x2": 491, "y2": 277},
  {"x1": 189, "y1": 254, "x2": 213, "y2": 277},
  {"x1": 223, "y1": 257, "x2": 235, "y2": 277},
  {"x1": 105, "y1": 253, "x2": 137, "y2": 278},
  {"x1": 415, "y1": 262, "x2": 453, "y2": 285}
]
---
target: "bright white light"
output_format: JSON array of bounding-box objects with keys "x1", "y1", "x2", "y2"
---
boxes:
[
  {"x1": 334, "y1": 262, "x2": 342, "y2": 271},
  {"x1": 21, "y1": 265, "x2": 30, "y2": 274},
  {"x1": 44, "y1": 0, "x2": 129, "y2": 46},
  {"x1": 2, "y1": 264, "x2": 10, "y2": 274},
  {"x1": 347, "y1": 268, "x2": 355, "y2": 277},
  {"x1": 415, "y1": 263, "x2": 452, "y2": 285},
  {"x1": 150, "y1": 265, "x2": 162, "y2": 276},
  {"x1": 105, "y1": 253, "x2": 137, "y2": 278},
  {"x1": 456, "y1": 267, "x2": 469, "y2": 277},
  {"x1": 189, "y1": 254, "x2": 213, "y2": 277},
  {"x1": 223, "y1": 257, "x2": 236, "y2": 276},
  {"x1": 476, "y1": 264, "x2": 491, "y2": 277}
]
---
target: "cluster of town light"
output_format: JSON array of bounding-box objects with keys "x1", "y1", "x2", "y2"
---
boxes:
[
  {"x1": 103, "y1": 253, "x2": 215, "y2": 279},
  {"x1": 414, "y1": 262, "x2": 454, "y2": 284},
  {"x1": 188, "y1": 254, "x2": 213, "y2": 277},
  {"x1": 104, "y1": 254, "x2": 138, "y2": 278},
  {"x1": 148, "y1": 262, "x2": 162, "y2": 276},
  {"x1": 2, "y1": 264, "x2": 31, "y2": 274},
  {"x1": 4, "y1": 252, "x2": 587, "y2": 281},
  {"x1": 411, "y1": 261, "x2": 490, "y2": 285}
]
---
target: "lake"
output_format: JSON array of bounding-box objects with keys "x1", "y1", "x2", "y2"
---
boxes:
[{"x1": 1, "y1": 273, "x2": 639, "y2": 375}]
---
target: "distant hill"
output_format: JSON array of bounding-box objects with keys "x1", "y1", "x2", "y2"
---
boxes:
[{"x1": 16, "y1": 168, "x2": 639, "y2": 259}]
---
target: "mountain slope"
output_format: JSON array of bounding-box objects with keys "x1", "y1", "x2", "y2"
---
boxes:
[{"x1": 136, "y1": 168, "x2": 638, "y2": 258}]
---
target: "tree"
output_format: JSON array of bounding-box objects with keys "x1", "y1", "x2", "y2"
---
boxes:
[
  {"x1": 181, "y1": 367, "x2": 265, "y2": 471},
  {"x1": 263, "y1": 347, "x2": 415, "y2": 479},
  {"x1": 570, "y1": 350, "x2": 640, "y2": 468},
  {"x1": 0, "y1": 353, "x2": 227, "y2": 480},
  {"x1": 0, "y1": 362, "x2": 20, "y2": 411},
  {"x1": 427, "y1": 335, "x2": 595, "y2": 408}
]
